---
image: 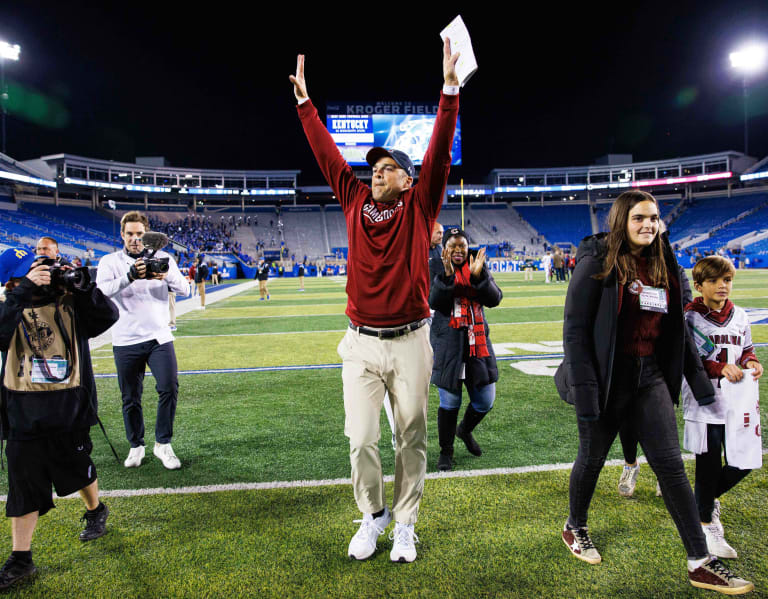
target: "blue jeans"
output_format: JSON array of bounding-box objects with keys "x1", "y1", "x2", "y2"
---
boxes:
[{"x1": 437, "y1": 382, "x2": 495, "y2": 413}]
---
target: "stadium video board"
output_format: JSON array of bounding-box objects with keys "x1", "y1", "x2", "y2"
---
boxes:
[{"x1": 326, "y1": 101, "x2": 462, "y2": 167}]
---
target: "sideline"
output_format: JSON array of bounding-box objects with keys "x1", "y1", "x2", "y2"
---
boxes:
[
  {"x1": 92, "y1": 344, "x2": 768, "y2": 379},
  {"x1": 8, "y1": 449, "x2": 765, "y2": 502},
  {"x1": 89, "y1": 280, "x2": 259, "y2": 351}
]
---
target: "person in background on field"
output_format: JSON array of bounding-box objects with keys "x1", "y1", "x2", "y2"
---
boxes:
[
  {"x1": 298, "y1": 261, "x2": 305, "y2": 292},
  {"x1": 34, "y1": 237, "x2": 61, "y2": 261},
  {"x1": 188, "y1": 260, "x2": 197, "y2": 297},
  {"x1": 542, "y1": 250, "x2": 552, "y2": 284},
  {"x1": 195, "y1": 258, "x2": 208, "y2": 310},
  {"x1": 556, "y1": 190, "x2": 753, "y2": 595},
  {"x1": 257, "y1": 259, "x2": 270, "y2": 300},
  {"x1": 682, "y1": 256, "x2": 762, "y2": 560},
  {"x1": 429, "y1": 222, "x2": 444, "y2": 263}
]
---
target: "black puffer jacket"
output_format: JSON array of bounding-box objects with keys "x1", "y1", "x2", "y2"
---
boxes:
[
  {"x1": 428, "y1": 258, "x2": 502, "y2": 393},
  {"x1": 555, "y1": 232, "x2": 714, "y2": 421}
]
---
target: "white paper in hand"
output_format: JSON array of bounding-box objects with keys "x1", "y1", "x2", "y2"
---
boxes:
[
  {"x1": 721, "y1": 371, "x2": 762, "y2": 470},
  {"x1": 440, "y1": 15, "x2": 478, "y2": 88}
]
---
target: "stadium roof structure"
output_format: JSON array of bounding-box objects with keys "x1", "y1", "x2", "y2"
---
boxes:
[
  {"x1": 0, "y1": 151, "x2": 56, "y2": 189},
  {"x1": 490, "y1": 151, "x2": 756, "y2": 195},
  {"x1": 741, "y1": 155, "x2": 768, "y2": 183},
  {"x1": 22, "y1": 154, "x2": 300, "y2": 197}
]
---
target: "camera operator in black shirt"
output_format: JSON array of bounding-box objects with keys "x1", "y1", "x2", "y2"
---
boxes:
[{"x1": 0, "y1": 247, "x2": 119, "y2": 591}]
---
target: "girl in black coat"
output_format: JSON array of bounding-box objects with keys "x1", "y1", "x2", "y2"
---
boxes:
[
  {"x1": 429, "y1": 228, "x2": 502, "y2": 472},
  {"x1": 559, "y1": 191, "x2": 752, "y2": 594}
]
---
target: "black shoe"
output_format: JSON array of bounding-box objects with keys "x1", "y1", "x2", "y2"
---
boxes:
[
  {"x1": 437, "y1": 452, "x2": 454, "y2": 471},
  {"x1": 456, "y1": 405, "x2": 488, "y2": 457},
  {"x1": 80, "y1": 503, "x2": 109, "y2": 542},
  {"x1": 0, "y1": 554, "x2": 37, "y2": 590}
]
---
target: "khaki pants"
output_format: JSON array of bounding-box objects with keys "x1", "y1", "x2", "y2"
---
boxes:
[
  {"x1": 196, "y1": 282, "x2": 206, "y2": 307},
  {"x1": 168, "y1": 291, "x2": 176, "y2": 325},
  {"x1": 337, "y1": 324, "x2": 432, "y2": 525}
]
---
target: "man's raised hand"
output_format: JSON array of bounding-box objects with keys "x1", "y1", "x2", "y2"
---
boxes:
[
  {"x1": 289, "y1": 54, "x2": 308, "y2": 102},
  {"x1": 443, "y1": 38, "x2": 460, "y2": 86}
]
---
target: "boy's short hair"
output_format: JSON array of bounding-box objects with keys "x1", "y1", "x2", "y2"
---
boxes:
[
  {"x1": 692, "y1": 255, "x2": 736, "y2": 286},
  {"x1": 120, "y1": 211, "x2": 149, "y2": 232}
]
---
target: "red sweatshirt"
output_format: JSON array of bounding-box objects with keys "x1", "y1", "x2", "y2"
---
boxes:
[{"x1": 297, "y1": 93, "x2": 459, "y2": 327}]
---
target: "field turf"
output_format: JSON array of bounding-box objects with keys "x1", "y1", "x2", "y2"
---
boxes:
[{"x1": 2, "y1": 270, "x2": 767, "y2": 598}]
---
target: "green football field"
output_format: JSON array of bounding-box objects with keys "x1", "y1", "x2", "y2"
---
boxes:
[{"x1": 2, "y1": 270, "x2": 767, "y2": 598}]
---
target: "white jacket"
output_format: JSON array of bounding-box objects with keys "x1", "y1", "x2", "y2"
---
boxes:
[{"x1": 96, "y1": 250, "x2": 190, "y2": 346}]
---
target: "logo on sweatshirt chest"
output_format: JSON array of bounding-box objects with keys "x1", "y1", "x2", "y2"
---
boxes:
[{"x1": 362, "y1": 200, "x2": 404, "y2": 224}]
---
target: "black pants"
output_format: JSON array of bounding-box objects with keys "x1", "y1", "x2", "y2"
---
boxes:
[
  {"x1": 114, "y1": 340, "x2": 179, "y2": 448},
  {"x1": 695, "y1": 423, "x2": 751, "y2": 523},
  {"x1": 568, "y1": 354, "x2": 708, "y2": 559},
  {"x1": 619, "y1": 422, "x2": 638, "y2": 464}
]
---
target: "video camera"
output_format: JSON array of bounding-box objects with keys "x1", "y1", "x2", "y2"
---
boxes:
[{"x1": 140, "y1": 231, "x2": 170, "y2": 276}]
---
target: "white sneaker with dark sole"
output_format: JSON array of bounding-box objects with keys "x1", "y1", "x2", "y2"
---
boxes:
[
  {"x1": 389, "y1": 522, "x2": 419, "y2": 563},
  {"x1": 347, "y1": 508, "x2": 391, "y2": 560}
]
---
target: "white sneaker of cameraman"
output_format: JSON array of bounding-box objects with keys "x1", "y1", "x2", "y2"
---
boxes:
[
  {"x1": 347, "y1": 508, "x2": 391, "y2": 560},
  {"x1": 390, "y1": 522, "x2": 419, "y2": 563},
  {"x1": 124, "y1": 445, "x2": 145, "y2": 468},
  {"x1": 153, "y1": 442, "x2": 181, "y2": 470}
]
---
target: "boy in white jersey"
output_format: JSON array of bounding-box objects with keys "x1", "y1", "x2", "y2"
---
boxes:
[{"x1": 682, "y1": 256, "x2": 763, "y2": 559}]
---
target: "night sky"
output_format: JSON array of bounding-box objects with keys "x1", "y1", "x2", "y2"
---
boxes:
[{"x1": 1, "y1": 1, "x2": 767, "y2": 185}]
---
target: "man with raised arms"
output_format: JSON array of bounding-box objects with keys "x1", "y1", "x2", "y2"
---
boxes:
[{"x1": 291, "y1": 39, "x2": 460, "y2": 562}]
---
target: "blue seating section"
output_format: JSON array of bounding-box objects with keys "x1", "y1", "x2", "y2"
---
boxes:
[
  {"x1": 670, "y1": 194, "x2": 767, "y2": 241},
  {"x1": 22, "y1": 204, "x2": 117, "y2": 242},
  {"x1": 0, "y1": 207, "x2": 112, "y2": 258},
  {"x1": 516, "y1": 204, "x2": 592, "y2": 245}
]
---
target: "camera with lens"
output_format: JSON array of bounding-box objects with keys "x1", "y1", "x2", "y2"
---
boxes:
[
  {"x1": 37, "y1": 257, "x2": 91, "y2": 293},
  {"x1": 140, "y1": 231, "x2": 170, "y2": 277}
]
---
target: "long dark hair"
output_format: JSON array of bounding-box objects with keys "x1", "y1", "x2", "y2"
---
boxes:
[{"x1": 595, "y1": 190, "x2": 669, "y2": 288}]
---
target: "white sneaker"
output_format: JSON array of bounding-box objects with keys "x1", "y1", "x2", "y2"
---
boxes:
[
  {"x1": 702, "y1": 521, "x2": 738, "y2": 559},
  {"x1": 712, "y1": 499, "x2": 722, "y2": 524},
  {"x1": 153, "y1": 443, "x2": 181, "y2": 470},
  {"x1": 348, "y1": 508, "x2": 391, "y2": 560},
  {"x1": 124, "y1": 445, "x2": 145, "y2": 468},
  {"x1": 389, "y1": 522, "x2": 419, "y2": 563},
  {"x1": 618, "y1": 463, "x2": 640, "y2": 497}
]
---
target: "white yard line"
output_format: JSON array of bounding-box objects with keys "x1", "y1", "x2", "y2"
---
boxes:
[{"x1": 7, "y1": 449, "x2": 764, "y2": 502}]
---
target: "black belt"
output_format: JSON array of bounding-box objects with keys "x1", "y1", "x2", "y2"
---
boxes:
[{"x1": 349, "y1": 319, "x2": 427, "y2": 339}]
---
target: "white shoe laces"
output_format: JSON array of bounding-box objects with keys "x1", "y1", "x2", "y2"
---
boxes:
[
  {"x1": 389, "y1": 524, "x2": 419, "y2": 548},
  {"x1": 704, "y1": 522, "x2": 726, "y2": 543},
  {"x1": 352, "y1": 518, "x2": 385, "y2": 544},
  {"x1": 160, "y1": 445, "x2": 177, "y2": 459}
]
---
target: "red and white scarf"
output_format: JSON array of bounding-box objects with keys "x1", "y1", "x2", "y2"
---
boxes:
[{"x1": 449, "y1": 262, "x2": 490, "y2": 358}]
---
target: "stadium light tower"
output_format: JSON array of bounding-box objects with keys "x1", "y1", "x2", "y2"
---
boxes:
[
  {"x1": 729, "y1": 42, "x2": 767, "y2": 156},
  {"x1": 0, "y1": 41, "x2": 21, "y2": 155}
]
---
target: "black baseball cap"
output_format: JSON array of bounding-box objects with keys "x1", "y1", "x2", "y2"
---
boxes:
[
  {"x1": 443, "y1": 227, "x2": 468, "y2": 246},
  {"x1": 366, "y1": 147, "x2": 415, "y2": 178}
]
